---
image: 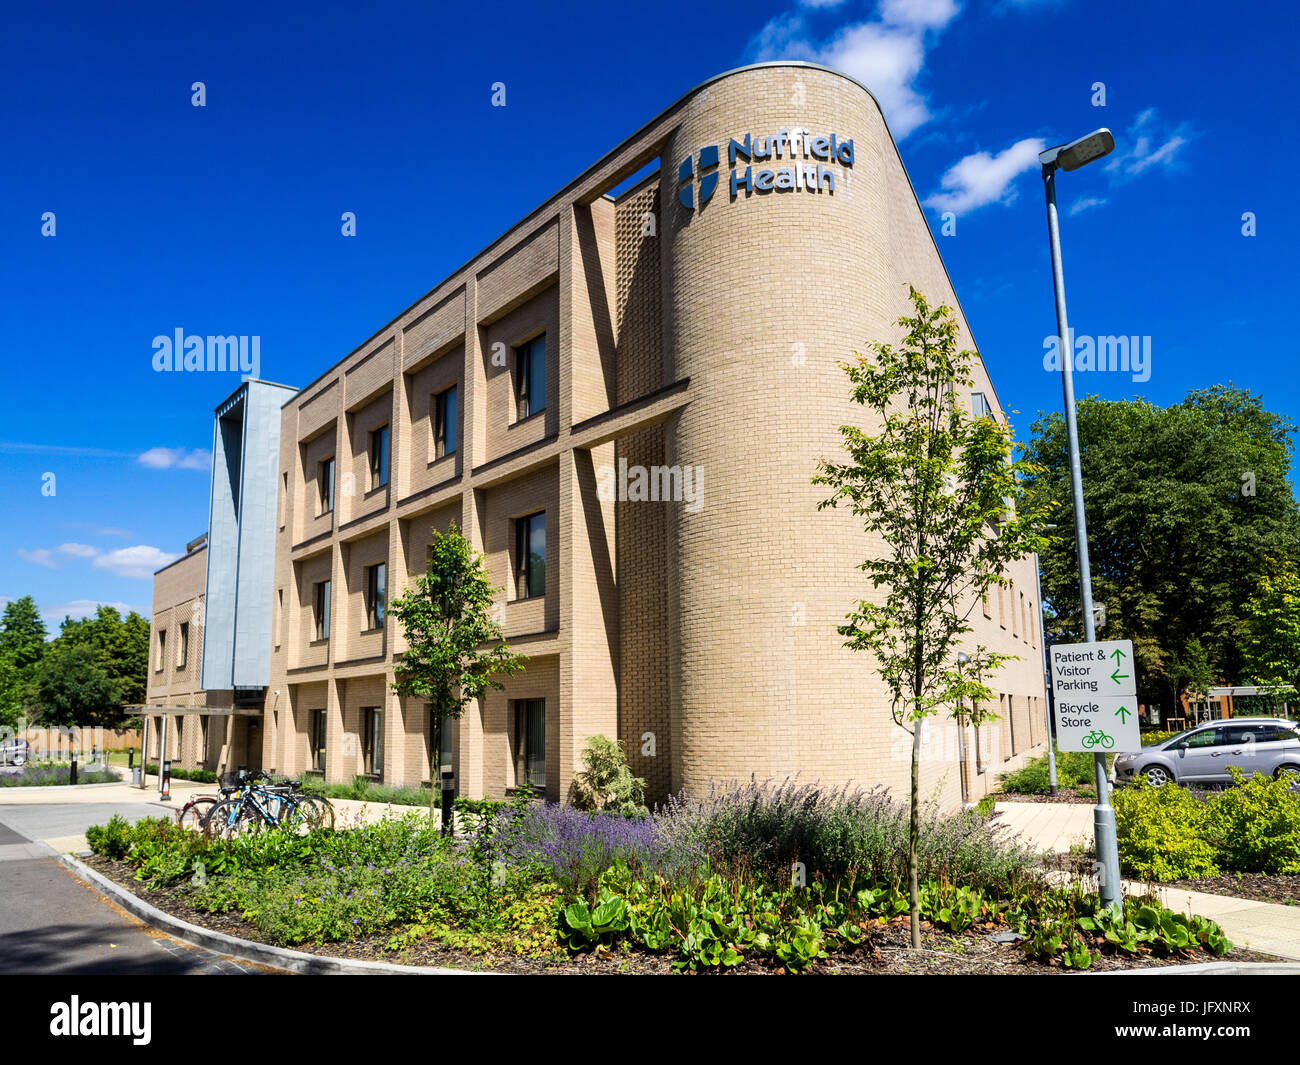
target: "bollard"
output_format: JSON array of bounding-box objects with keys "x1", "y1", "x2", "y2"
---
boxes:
[
  {"x1": 70, "y1": 756, "x2": 78, "y2": 786},
  {"x1": 160, "y1": 759, "x2": 172, "y2": 802}
]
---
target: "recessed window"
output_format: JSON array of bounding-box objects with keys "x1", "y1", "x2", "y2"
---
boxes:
[
  {"x1": 362, "y1": 706, "x2": 383, "y2": 777},
  {"x1": 366, "y1": 562, "x2": 386, "y2": 630},
  {"x1": 310, "y1": 709, "x2": 327, "y2": 773},
  {"x1": 319, "y1": 457, "x2": 335, "y2": 514},
  {"x1": 314, "y1": 579, "x2": 331, "y2": 641},
  {"x1": 515, "y1": 335, "x2": 546, "y2": 421},
  {"x1": 177, "y1": 622, "x2": 189, "y2": 669},
  {"x1": 972, "y1": 391, "x2": 994, "y2": 421},
  {"x1": 513, "y1": 699, "x2": 545, "y2": 791},
  {"x1": 434, "y1": 385, "x2": 458, "y2": 459},
  {"x1": 156, "y1": 629, "x2": 167, "y2": 673},
  {"x1": 370, "y1": 426, "x2": 390, "y2": 489},
  {"x1": 515, "y1": 512, "x2": 546, "y2": 599},
  {"x1": 275, "y1": 588, "x2": 284, "y2": 649}
]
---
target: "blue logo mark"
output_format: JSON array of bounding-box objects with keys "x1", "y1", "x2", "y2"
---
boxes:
[{"x1": 677, "y1": 145, "x2": 719, "y2": 210}]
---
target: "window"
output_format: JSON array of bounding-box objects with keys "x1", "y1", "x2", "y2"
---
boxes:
[
  {"x1": 280, "y1": 471, "x2": 288, "y2": 528},
  {"x1": 434, "y1": 385, "x2": 458, "y2": 459},
  {"x1": 362, "y1": 707, "x2": 383, "y2": 777},
  {"x1": 314, "y1": 579, "x2": 331, "y2": 641},
  {"x1": 515, "y1": 335, "x2": 546, "y2": 420},
  {"x1": 370, "y1": 426, "x2": 390, "y2": 488},
  {"x1": 310, "y1": 710, "x2": 327, "y2": 773},
  {"x1": 515, "y1": 512, "x2": 546, "y2": 599},
  {"x1": 971, "y1": 391, "x2": 994, "y2": 421},
  {"x1": 1012, "y1": 588, "x2": 1019, "y2": 637},
  {"x1": 513, "y1": 699, "x2": 545, "y2": 791},
  {"x1": 275, "y1": 588, "x2": 284, "y2": 648},
  {"x1": 319, "y1": 457, "x2": 335, "y2": 514},
  {"x1": 1186, "y1": 727, "x2": 1225, "y2": 749},
  {"x1": 156, "y1": 629, "x2": 167, "y2": 672},
  {"x1": 366, "y1": 562, "x2": 386, "y2": 630},
  {"x1": 200, "y1": 716, "x2": 209, "y2": 757},
  {"x1": 178, "y1": 622, "x2": 189, "y2": 669}
]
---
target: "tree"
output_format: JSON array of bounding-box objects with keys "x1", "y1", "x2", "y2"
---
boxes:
[
  {"x1": 389, "y1": 523, "x2": 528, "y2": 822},
  {"x1": 814, "y1": 287, "x2": 1053, "y2": 948},
  {"x1": 57, "y1": 606, "x2": 150, "y2": 706},
  {"x1": 1241, "y1": 558, "x2": 1300, "y2": 695},
  {"x1": 1023, "y1": 385, "x2": 1300, "y2": 711},
  {"x1": 0, "y1": 596, "x2": 47, "y2": 730},
  {"x1": 31, "y1": 642, "x2": 121, "y2": 727},
  {"x1": 0, "y1": 596, "x2": 47, "y2": 670}
]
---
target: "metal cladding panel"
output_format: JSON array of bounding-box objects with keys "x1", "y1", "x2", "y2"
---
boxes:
[
  {"x1": 200, "y1": 380, "x2": 298, "y2": 692},
  {"x1": 232, "y1": 382, "x2": 295, "y2": 687}
]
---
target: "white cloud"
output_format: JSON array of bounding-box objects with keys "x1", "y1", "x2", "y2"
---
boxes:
[
  {"x1": 42, "y1": 599, "x2": 142, "y2": 624},
  {"x1": 1068, "y1": 196, "x2": 1108, "y2": 216},
  {"x1": 923, "y1": 137, "x2": 1046, "y2": 214},
  {"x1": 57, "y1": 542, "x2": 100, "y2": 559},
  {"x1": 138, "y1": 447, "x2": 211, "y2": 471},
  {"x1": 17, "y1": 548, "x2": 58, "y2": 569},
  {"x1": 1105, "y1": 108, "x2": 1192, "y2": 178},
  {"x1": 92, "y1": 545, "x2": 181, "y2": 580},
  {"x1": 748, "y1": 0, "x2": 962, "y2": 139}
]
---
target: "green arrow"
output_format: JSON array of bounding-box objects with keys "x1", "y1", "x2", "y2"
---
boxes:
[
  {"x1": 1110, "y1": 666, "x2": 1129, "y2": 685},
  {"x1": 1110, "y1": 648, "x2": 1127, "y2": 663},
  {"x1": 1115, "y1": 705, "x2": 1131, "y2": 723}
]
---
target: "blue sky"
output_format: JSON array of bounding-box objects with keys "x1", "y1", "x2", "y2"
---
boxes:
[{"x1": 1, "y1": 0, "x2": 1295, "y2": 629}]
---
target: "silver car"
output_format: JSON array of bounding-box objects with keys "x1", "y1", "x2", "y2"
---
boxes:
[
  {"x1": 1114, "y1": 717, "x2": 1300, "y2": 788},
  {"x1": 0, "y1": 738, "x2": 30, "y2": 766}
]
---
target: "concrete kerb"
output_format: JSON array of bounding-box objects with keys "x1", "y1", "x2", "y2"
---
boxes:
[{"x1": 59, "y1": 854, "x2": 484, "y2": 976}]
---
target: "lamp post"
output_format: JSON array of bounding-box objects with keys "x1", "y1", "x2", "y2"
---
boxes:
[{"x1": 1039, "y1": 127, "x2": 1122, "y2": 907}]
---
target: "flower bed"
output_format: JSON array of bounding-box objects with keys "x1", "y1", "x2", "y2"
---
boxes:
[{"x1": 84, "y1": 780, "x2": 1240, "y2": 974}]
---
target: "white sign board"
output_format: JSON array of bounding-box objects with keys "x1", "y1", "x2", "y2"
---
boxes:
[{"x1": 1049, "y1": 639, "x2": 1141, "y2": 753}]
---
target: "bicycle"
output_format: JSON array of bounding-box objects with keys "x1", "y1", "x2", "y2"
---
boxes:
[
  {"x1": 204, "y1": 771, "x2": 334, "y2": 838},
  {"x1": 1081, "y1": 729, "x2": 1115, "y2": 750}
]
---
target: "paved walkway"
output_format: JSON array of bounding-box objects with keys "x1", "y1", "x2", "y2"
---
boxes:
[{"x1": 995, "y1": 800, "x2": 1300, "y2": 960}]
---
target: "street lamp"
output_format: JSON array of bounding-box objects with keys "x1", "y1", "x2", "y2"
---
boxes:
[{"x1": 1039, "y1": 128, "x2": 1122, "y2": 907}]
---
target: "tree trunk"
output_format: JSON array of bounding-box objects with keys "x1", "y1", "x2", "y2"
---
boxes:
[{"x1": 909, "y1": 710, "x2": 921, "y2": 949}]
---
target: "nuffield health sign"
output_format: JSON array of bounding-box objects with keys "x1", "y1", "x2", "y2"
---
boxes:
[{"x1": 678, "y1": 129, "x2": 855, "y2": 211}]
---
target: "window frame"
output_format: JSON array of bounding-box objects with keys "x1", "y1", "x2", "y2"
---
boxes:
[
  {"x1": 365, "y1": 561, "x2": 386, "y2": 631},
  {"x1": 513, "y1": 698, "x2": 545, "y2": 791},
  {"x1": 319, "y1": 456, "x2": 335, "y2": 515},
  {"x1": 156, "y1": 629, "x2": 167, "y2": 673},
  {"x1": 515, "y1": 511, "x2": 546, "y2": 600},
  {"x1": 361, "y1": 706, "x2": 384, "y2": 778},
  {"x1": 370, "y1": 425, "x2": 390, "y2": 489},
  {"x1": 433, "y1": 385, "x2": 458, "y2": 460},
  {"x1": 314, "y1": 579, "x2": 331, "y2": 641},
  {"x1": 177, "y1": 621, "x2": 189, "y2": 669},
  {"x1": 310, "y1": 709, "x2": 327, "y2": 773},
  {"x1": 514, "y1": 335, "x2": 546, "y2": 421}
]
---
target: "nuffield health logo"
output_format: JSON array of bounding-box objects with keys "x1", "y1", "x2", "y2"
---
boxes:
[
  {"x1": 677, "y1": 145, "x2": 719, "y2": 209},
  {"x1": 678, "y1": 128, "x2": 854, "y2": 213}
]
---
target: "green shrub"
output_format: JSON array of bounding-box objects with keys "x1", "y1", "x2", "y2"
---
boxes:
[
  {"x1": 1114, "y1": 781, "x2": 1220, "y2": 880},
  {"x1": 569, "y1": 735, "x2": 648, "y2": 818},
  {"x1": 85, "y1": 814, "x2": 133, "y2": 860},
  {"x1": 1208, "y1": 769, "x2": 1300, "y2": 874},
  {"x1": 145, "y1": 764, "x2": 218, "y2": 783},
  {"x1": 998, "y1": 746, "x2": 1104, "y2": 795}
]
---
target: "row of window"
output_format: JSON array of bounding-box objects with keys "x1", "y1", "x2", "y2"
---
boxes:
[
  {"x1": 302, "y1": 513, "x2": 546, "y2": 644},
  {"x1": 308, "y1": 335, "x2": 547, "y2": 521},
  {"x1": 305, "y1": 698, "x2": 546, "y2": 788}
]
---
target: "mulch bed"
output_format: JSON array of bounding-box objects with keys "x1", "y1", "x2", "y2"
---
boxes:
[
  {"x1": 1160, "y1": 873, "x2": 1300, "y2": 907},
  {"x1": 995, "y1": 789, "x2": 1097, "y2": 805},
  {"x1": 80, "y1": 855, "x2": 1276, "y2": 974}
]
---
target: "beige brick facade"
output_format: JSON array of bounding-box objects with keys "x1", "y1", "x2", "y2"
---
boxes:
[{"x1": 150, "y1": 62, "x2": 1049, "y2": 808}]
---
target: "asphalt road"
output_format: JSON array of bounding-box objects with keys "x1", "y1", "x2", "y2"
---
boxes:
[{"x1": 0, "y1": 805, "x2": 269, "y2": 975}]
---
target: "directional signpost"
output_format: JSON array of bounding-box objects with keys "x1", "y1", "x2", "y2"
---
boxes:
[{"x1": 1049, "y1": 638, "x2": 1140, "y2": 753}]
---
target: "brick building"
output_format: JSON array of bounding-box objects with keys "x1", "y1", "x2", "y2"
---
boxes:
[{"x1": 145, "y1": 62, "x2": 1049, "y2": 808}]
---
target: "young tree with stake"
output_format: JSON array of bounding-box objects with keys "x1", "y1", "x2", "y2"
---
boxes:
[
  {"x1": 388, "y1": 522, "x2": 527, "y2": 832},
  {"x1": 814, "y1": 286, "x2": 1054, "y2": 949}
]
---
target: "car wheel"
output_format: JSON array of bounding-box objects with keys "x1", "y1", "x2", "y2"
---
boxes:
[
  {"x1": 14, "y1": 755, "x2": 25, "y2": 767},
  {"x1": 1145, "y1": 765, "x2": 1171, "y2": 787},
  {"x1": 1274, "y1": 764, "x2": 1300, "y2": 783}
]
